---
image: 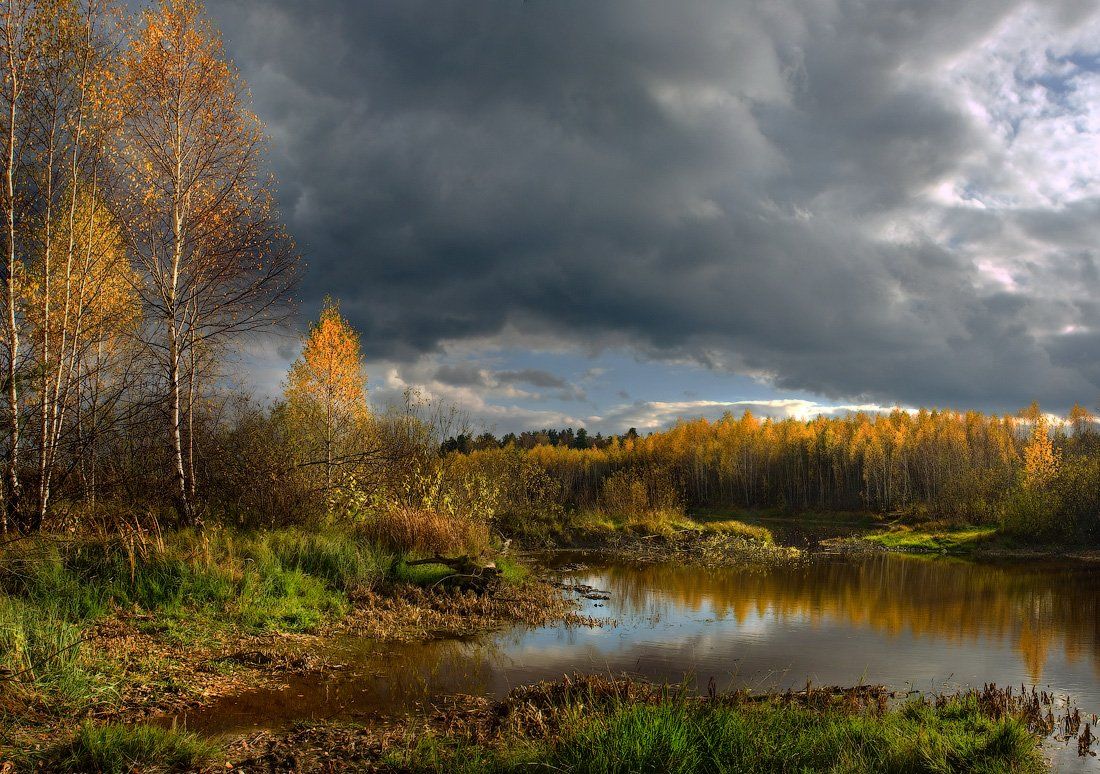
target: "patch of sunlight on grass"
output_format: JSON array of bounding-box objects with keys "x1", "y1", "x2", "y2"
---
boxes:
[{"x1": 865, "y1": 525, "x2": 998, "y2": 554}]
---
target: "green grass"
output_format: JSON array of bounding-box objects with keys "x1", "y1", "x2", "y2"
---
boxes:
[
  {"x1": 864, "y1": 525, "x2": 999, "y2": 554},
  {"x1": 234, "y1": 564, "x2": 346, "y2": 631},
  {"x1": 389, "y1": 555, "x2": 531, "y2": 588},
  {"x1": 0, "y1": 526, "x2": 425, "y2": 716},
  {"x1": 563, "y1": 509, "x2": 776, "y2": 544},
  {"x1": 394, "y1": 694, "x2": 1044, "y2": 773},
  {"x1": 391, "y1": 559, "x2": 455, "y2": 587},
  {"x1": 0, "y1": 528, "x2": 391, "y2": 630},
  {"x1": 496, "y1": 556, "x2": 529, "y2": 585},
  {"x1": 0, "y1": 595, "x2": 110, "y2": 707},
  {"x1": 257, "y1": 529, "x2": 389, "y2": 592},
  {"x1": 0, "y1": 523, "x2": 533, "y2": 768},
  {"x1": 58, "y1": 722, "x2": 217, "y2": 773}
]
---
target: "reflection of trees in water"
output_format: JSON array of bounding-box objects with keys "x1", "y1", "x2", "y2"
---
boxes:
[
  {"x1": 590, "y1": 557, "x2": 1100, "y2": 682},
  {"x1": 185, "y1": 559, "x2": 1098, "y2": 735}
]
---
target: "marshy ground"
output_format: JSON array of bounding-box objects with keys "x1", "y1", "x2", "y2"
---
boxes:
[{"x1": 4, "y1": 518, "x2": 1099, "y2": 772}]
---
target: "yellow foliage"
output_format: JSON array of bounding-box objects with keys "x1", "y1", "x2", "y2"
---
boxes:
[
  {"x1": 24, "y1": 192, "x2": 139, "y2": 352},
  {"x1": 1022, "y1": 416, "x2": 1060, "y2": 490},
  {"x1": 284, "y1": 298, "x2": 368, "y2": 430}
]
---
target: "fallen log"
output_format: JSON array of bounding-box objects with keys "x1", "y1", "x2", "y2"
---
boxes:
[{"x1": 404, "y1": 554, "x2": 502, "y2": 592}]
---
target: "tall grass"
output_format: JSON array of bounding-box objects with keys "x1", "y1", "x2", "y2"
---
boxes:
[
  {"x1": 262, "y1": 529, "x2": 388, "y2": 591},
  {"x1": 697, "y1": 519, "x2": 775, "y2": 544},
  {"x1": 395, "y1": 692, "x2": 1044, "y2": 773},
  {"x1": 0, "y1": 527, "x2": 390, "y2": 624},
  {"x1": 0, "y1": 526, "x2": 402, "y2": 715},
  {"x1": 548, "y1": 697, "x2": 1041, "y2": 774},
  {"x1": 60, "y1": 722, "x2": 216, "y2": 773},
  {"x1": 361, "y1": 506, "x2": 490, "y2": 556},
  {"x1": 0, "y1": 596, "x2": 107, "y2": 707}
]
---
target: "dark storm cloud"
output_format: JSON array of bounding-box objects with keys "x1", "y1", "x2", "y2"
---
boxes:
[{"x1": 209, "y1": 0, "x2": 1100, "y2": 412}]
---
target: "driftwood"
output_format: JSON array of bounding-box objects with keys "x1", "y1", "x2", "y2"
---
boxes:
[{"x1": 404, "y1": 554, "x2": 502, "y2": 592}]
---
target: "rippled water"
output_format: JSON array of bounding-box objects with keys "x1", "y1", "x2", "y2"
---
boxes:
[{"x1": 173, "y1": 547, "x2": 1100, "y2": 770}]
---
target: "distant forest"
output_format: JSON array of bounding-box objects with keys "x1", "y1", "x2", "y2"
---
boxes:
[{"x1": 441, "y1": 403, "x2": 1100, "y2": 543}]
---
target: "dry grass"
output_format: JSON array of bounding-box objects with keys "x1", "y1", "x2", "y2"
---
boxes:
[
  {"x1": 698, "y1": 519, "x2": 775, "y2": 544},
  {"x1": 342, "y1": 580, "x2": 591, "y2": 641},
  {"x1": 360, "y1": 507, "x2": 490, "y2": 557}
]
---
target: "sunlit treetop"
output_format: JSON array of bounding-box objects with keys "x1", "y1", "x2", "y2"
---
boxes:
[{"x1": 284, "y1": 297, "x2": 368, "y2": 425}]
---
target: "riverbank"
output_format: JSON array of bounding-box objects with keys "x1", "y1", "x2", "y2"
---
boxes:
[
  {"x1": 0, "y1": 527, "x2": 582, "y2": 769},
  {"x1": 99, "y1": 675, "x2": 1052, "y2": 772},
  {"x1": 841, "y1": 523, "x2": 1100, "y2": 561},
  {"x1": 678, "y1": 506, "x2": 1100, "y2": 560},
  {"x1": 2, "y1": 516, "x2": 794, "y2": 769},
  {"x1": 498, "y1": 506, "x2": 802, "y2": 563}
]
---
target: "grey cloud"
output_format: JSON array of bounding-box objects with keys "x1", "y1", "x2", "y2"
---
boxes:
[
  {"x1": 495, "y1": 369, "x2": 567, "y2": 389},
  {"x1": 210, "y1": 0, "x2": 1100, "y2": 413},
  {"x1": 433, "y1": 364, "x2": 488, "y2": 387},
  {"x1": 432, "y1": 363, "x2": 587, "y2": 401}
]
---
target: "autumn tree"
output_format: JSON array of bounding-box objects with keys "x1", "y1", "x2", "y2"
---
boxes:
[
  {"x1": 25, "y1": 191, "x2": 137, "y2": 522},
  {"x1": 1022, "y1": 414, "x2": 1060, "y2": 491},
  {"x1": 0, "y1": 0, "x2": 43, "y2": 529},
  {"x1": 21, "y1": 0, "x2": 125, "y2": 529},
  {"x1": 284, "y1": 298, "x2": 369, "y2": 506},
  {"x1": 117, "y1": 0, "x2": 298, "y2": 524},
  {"x1": 1068, "y1": 403, "x2": 1095, "y2": 438}
]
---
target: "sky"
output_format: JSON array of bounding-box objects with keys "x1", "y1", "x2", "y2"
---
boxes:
[{"x1": 207, "y1": 0, "x2": 1100, "y2": 434}]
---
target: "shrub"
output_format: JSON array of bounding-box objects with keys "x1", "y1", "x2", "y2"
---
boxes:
[{"x1": 1000, "y1": 484, "x2": 1063, "y2": 541}]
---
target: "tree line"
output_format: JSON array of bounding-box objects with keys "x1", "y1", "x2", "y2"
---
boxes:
[
  {"x1": 445, "y1": 403, "x2": 1100, "y2": 541},
  {"x1": 441, "y1": 426, "x2": 640, "y2": 454}
]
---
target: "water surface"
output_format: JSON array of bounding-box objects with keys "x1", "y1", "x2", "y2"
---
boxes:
[{"x1": 174, "y1": 549, "x2": 1100, "y2": 769}]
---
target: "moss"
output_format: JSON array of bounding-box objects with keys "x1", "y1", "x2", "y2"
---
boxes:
[
  {"x1": 390, "y1": 559, "x2": 456, "y2": 587},
  {"x1": 495, "y1": 557, "x2": 530, "y2": 585}
]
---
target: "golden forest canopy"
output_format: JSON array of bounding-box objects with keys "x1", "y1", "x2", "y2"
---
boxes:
[
  {"x1": 24, "y1": 192, "x2": 139, "y2": 349},
  {"x1": 454, "y1": 404, "x2": 1100, "y2": 539}
]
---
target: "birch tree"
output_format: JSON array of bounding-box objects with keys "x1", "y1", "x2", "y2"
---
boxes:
[
  {"x1": 0, "y1": 0, "x2": 42, "y2": 529},
  {"x1": 284, "y1": 298, "x2": 369, "y2": 507},
  {"x1": 118, "y1": 0, "x2": 297, "y2": 524},
  {"x1": 22, "y1": 0, "x2": 123, "y2": 529}
]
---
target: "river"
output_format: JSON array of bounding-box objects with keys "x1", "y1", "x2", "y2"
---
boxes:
[{"x1": 171, "y1": 528, "x2": 1100, "y2": 770}]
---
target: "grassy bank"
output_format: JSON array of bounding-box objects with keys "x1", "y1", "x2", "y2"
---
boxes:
[
  {"x1": 856, "y1": 522, "x2": 1100, "y2": 559},
  {"x1": 498, "y1": 505, "x2": 777, "y2": 549},
  {"x1": 861, "y1": 525, "x2": 1000, "y2": 555},
  {"x1": 402, "y1": 691, "x2": 1043, "y2": 773},
  {"x1": 487, "y1": 699, "x2": 1041, "y2": 774},
  {"x1": 224, "y1": 676, "x2": 1048, "y2": 773},
  {"x1": 0, "y1": 524, "x2": 552, "y2": 768}
]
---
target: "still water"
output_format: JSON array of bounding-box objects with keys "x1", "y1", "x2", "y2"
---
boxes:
[{"x1": 176, "y1": 548, "x2": 1100, "y2": 769}]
